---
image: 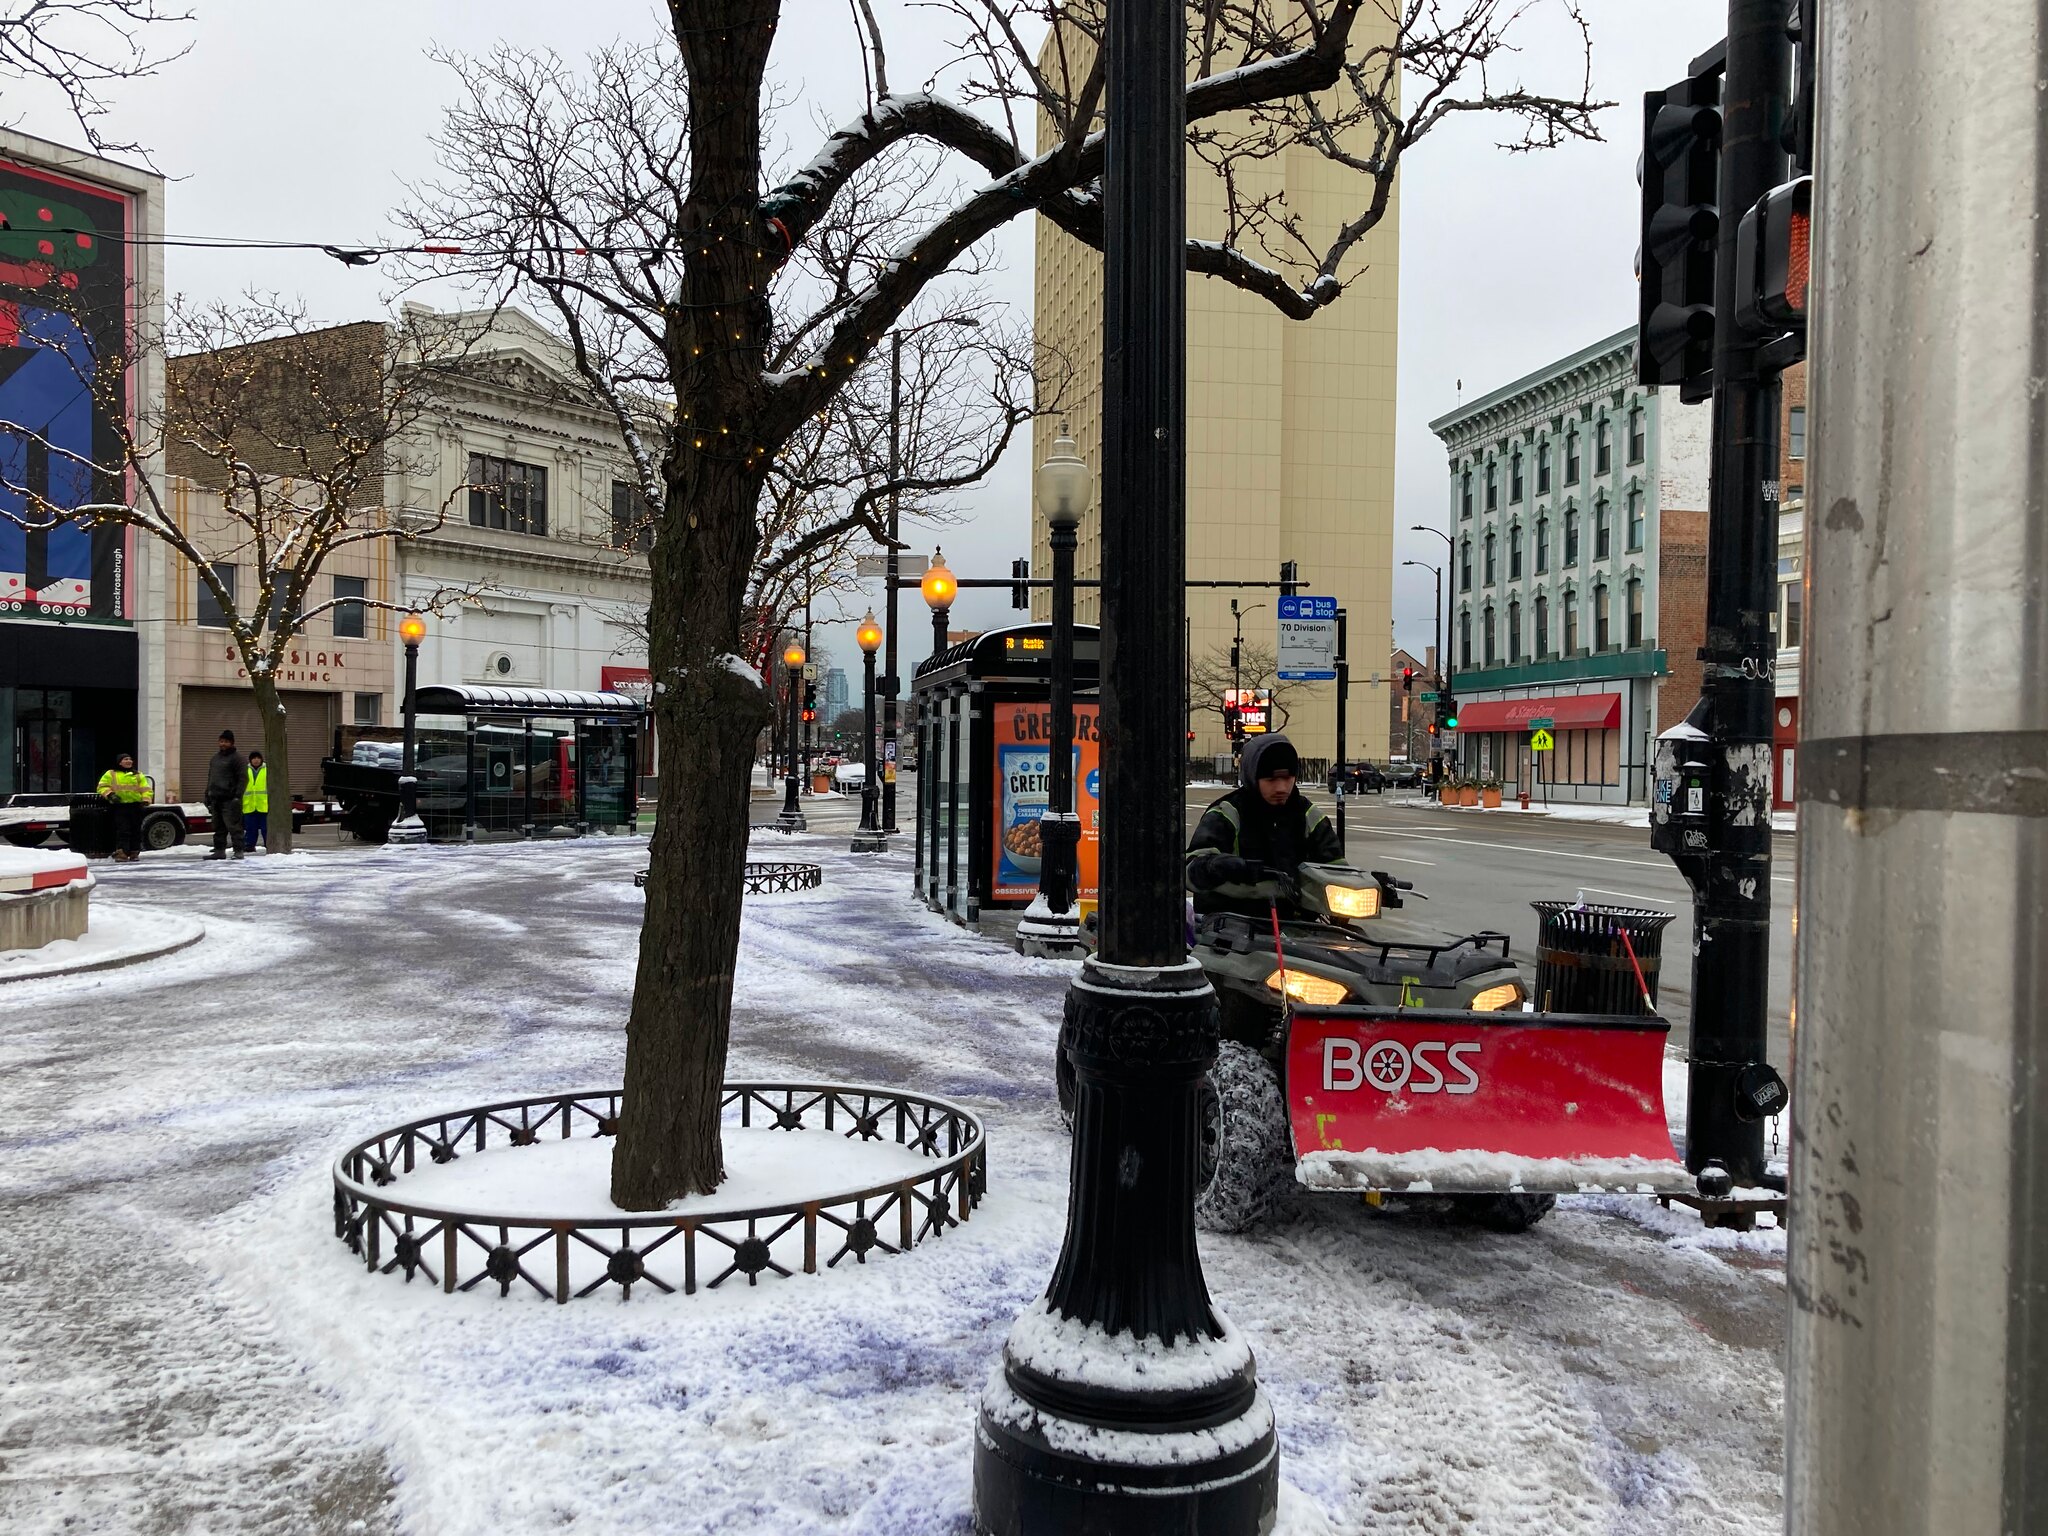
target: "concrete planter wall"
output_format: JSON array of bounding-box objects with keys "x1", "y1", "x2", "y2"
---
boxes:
[{"x1": 0, "y1": 877, "x2": 92, "y2": 950}]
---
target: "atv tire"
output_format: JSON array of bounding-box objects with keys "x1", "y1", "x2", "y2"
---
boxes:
[
  {"x1": 1195, "y1": 1041, "x2": 1293, "y2": 1235},
  {"x1": 1453, "y1": 1193, "x2": 1557, "y2": 1233}
]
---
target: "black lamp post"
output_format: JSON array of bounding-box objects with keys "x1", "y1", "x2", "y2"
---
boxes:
[
  {"x1": 390, "y1": 611, "x2": 428, "y2": 845},
  {"x1": 778, "y1": 640, "x2": 806, "y2": 830},
  {"x1": 1016, "y1": 430, "x2": 1090, "y2": 957},
  {"x1": 1402, "y1": 558, "x2": 1443, "y2": 776},
  {"x1": 851, "y1": 610, "x2": 887, "y2": 853},
  {"x1": 973, "y1": 0, "x2": 1277, "y2": 1528},
  {"x1": 919, "y1": 551, "x2": 955, "y2": 893}
]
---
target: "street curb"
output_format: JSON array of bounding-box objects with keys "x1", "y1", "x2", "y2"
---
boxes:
[{"x1": 0, "y1": 910, "x2": 207, "y2": 984}]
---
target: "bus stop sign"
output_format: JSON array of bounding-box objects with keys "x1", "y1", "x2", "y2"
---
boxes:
[{"x1": 1277, "y1": 595, "x2": 1338, "y2": 680}]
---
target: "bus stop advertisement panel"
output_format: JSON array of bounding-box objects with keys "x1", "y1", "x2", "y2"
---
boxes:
[{"x1": 911, "y1": 624, "x2": 1100, "y2": 926}]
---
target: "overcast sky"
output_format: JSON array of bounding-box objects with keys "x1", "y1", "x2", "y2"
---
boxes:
[{"x1": 6, "y1": 0, "x2": 1725, "y2": 677}]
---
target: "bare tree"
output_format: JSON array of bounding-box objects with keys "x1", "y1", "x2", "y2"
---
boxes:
[
  {"x1": 0, "y1": 294, "x2": 487, "y2": 849},
  {"x1": 410, "y1": 0, "x2": 1604, "y2": 1208},
  {"x1": 1190, "y1": 640, "x2": 1301, "y2": 737},
  {"x1": 0, "y1": 0, "x2": 190, "y2": 156}
]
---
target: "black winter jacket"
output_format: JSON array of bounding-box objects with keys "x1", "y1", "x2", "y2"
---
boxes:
[{"x1": 1185, "y1": 734, "x2": 1342, "y2": 916}]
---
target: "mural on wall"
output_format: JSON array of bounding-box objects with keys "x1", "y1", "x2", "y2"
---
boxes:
[{"x1": 0, "y1": 158, "x2": 134, "y2": 621}]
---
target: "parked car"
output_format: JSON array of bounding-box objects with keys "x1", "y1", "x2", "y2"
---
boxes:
[
  {"x1": 1383, "y1": 760, "x2": 1424, "y2": 789},
  {"x1": 833, "y1": 761, "x2": 867, "y2": 788}
]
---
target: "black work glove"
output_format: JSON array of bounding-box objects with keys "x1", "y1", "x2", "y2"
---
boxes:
[
  {"x1": 1261, "y1": 866, "x2": 1301, "y2": 902},
  {"x1": 1206, "y1": 855, "x2": 1263, "y2": 886}
]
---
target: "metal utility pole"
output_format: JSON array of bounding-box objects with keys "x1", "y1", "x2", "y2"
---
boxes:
[
  {"x1": 1787, "y1": 0, "x2": 2047, "y2": 1529},
  {"x1": 882, "y1": 333, "x2": 906, "y2": 836},
  {"x1": 974, "y1": 0, "x2": 1277, "y2": 1525},
  {"x1": 1645, "y1": 4, "x2": 1792, "y2": 1189},
  {"x1": 1334, "y1": 606, "x2": 1349, "y2": 852}
]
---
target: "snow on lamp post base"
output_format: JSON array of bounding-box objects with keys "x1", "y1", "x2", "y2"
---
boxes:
[
  {"x1": 1014, "y1": 813, "x2": 1082, "y2": 957},
  {"x1": 974, "y1": 958, "x2": 1278, "y2": 1533}
]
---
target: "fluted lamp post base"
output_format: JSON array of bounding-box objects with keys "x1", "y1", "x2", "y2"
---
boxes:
[
  {"x1": 1016, "y1": 814, "x2": 1085, "y2": 957},
  {"x1": 973, "y1": 957, "x2": 1280, "y2": 1535}
]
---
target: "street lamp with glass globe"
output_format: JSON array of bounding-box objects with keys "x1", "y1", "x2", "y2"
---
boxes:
[
  {"x1": 918, "y1": 551, "x2": 956, "y2": 901},
  {"x1": 779, "y1": 641, "x2": 807, "y2": 829},
  {"x1": 389, "y1": 611, "x2": 430, "y2": 844},
  {"x1": 1017, "y1": 428, "x2": 1091, "y2": 956},
  {"x1": 851, "y1": 610, "x2": 887, "y2": 852}
]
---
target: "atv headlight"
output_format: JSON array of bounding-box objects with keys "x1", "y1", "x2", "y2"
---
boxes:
[
  {"x1": 1324, "y1": 884, "x2": 1382, "y2": 920},
  {"x1": 1469, "y1": 982, "x2": 1524, "y2": 1013},
  {"x1": 1265, "y1": 969, "x2": 1350, "y2": 1007}
]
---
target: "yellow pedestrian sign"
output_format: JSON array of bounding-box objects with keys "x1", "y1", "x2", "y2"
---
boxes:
[{"x1": 1530, "y1": 727, "x2": 1556, "y2": 753}]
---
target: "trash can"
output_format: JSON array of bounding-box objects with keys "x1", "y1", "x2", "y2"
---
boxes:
[
  {"x1": 1530, "y1": 901, "x2": 1676, "y2": 1015},
  {"x1": 66, "y1": 794, "x2": 116, "y2": 858}
]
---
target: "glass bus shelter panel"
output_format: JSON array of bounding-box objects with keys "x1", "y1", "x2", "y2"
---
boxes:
[{"x1": 578, "y1": 722, "x2": 636, "y2": 827}]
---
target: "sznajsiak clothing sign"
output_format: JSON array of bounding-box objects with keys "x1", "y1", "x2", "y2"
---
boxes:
[{"x1": 1276, "y1": 595, "x2": 1338, "y2": 681}]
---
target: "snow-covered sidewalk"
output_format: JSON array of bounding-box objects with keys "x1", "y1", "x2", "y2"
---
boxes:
[
  {"x1": 1404, "y1": 797, "x2": 1798, "y2": 833},
  {"x1": 0, "y1": 838, "x2": 1787, "y2": 1535}
]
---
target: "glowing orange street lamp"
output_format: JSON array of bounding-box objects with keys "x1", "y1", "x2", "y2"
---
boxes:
[
  {"x1": 778, "y1": 639, "x2": 807, "y2": 828},
  {"x1": 392, "y1": 611, "x2": 429, "y2": 843},
  {"x1": 921, "y1": 549, "x2": 956, "y2": 656},
  {"x1": 852, "y1": 611, "x2": 887, "y2": 850}
]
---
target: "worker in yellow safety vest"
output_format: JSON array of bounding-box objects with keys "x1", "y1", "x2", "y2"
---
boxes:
[
  {"x1": 96, "y1": 752, "x2": 151, "y2": 862},
  {"x1": 241, "y1": 750, "x2": 270, "y2": 854}
]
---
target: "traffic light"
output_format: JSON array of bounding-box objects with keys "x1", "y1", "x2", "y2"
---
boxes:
[
  {"x1": 1279, "y1": 560, "x2": 1299, "y2": 597},
  {"x1": 1440, "y1": 695, "x2": 1459, "y2": 731},
  {"x1": 1736, "y1": 175, "x2": 1811, "y2": 339},
  {"x1": 802, "y1": 707, "x2": 816, "y2": 723},
  {"x1": 1402, "y1": 666, "x2": 1414, "y2": 693},
  {"x1": 1010, "y1": 558, "x2": 1030, "y2": 610},
  {"x1": 1638, "y1": 60, "x2": 1723, "y2": 401}
]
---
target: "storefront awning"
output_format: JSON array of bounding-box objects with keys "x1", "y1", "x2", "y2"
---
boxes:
[{"x1": 1455, "y1": 693, "x2": 1621, "y2": 732}]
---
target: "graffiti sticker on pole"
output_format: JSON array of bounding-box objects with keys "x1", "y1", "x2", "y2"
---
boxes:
[{"x1": 1277, "y1": 595, "x2": 1338, "y2": 680}]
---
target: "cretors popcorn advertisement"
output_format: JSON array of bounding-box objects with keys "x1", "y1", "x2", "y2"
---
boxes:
[{"x1": 990, "y1": 700, "x2": 1099, "y2": 903}]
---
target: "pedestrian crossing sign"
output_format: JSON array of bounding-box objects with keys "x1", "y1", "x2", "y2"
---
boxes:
[{"x1": 1530, "y1": 728, "x2": 1556, "y2": 752}]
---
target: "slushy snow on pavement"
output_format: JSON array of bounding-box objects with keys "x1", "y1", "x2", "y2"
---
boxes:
[{"x1": 0, "y1": 835, "x2": 1786, "y2": 1534}]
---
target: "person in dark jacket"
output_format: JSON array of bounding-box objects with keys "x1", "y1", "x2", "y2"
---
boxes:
[
  {"x1": 204, "y1": 731, "x2": 247, "y2": 861},
  {"x1": 1185, "y1": 733, "x2": 1343, "y2": 917}
]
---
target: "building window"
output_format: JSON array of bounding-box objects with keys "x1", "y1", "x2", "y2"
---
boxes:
[
  {"x1": 1563, "y1": 590, "x2": 1579, "y2": 654},
  {"x1": 1626, "y1": 578, "x2": 1644, "y2": 648},
  {"x1": 1564, "y1": 508, "x2": 1580, "y2": 566},
  {"x1": 1627, "y1": 489, "x2": 1645, "y2": 551},
  {"x1": 1459, "y1": 610, "x2": 1473, "y2": 668},
  {"x1": 333, "y1": 574, "x2": 367, "y2": 639},
  {"x1": 1535, "y1": 515, "x2": 1549, "y2": 574},
  {"x1": 1485, "y1": 461, "x2": 1498, "y2": 512},
  {"x1": 1595, "y1": 417, "x2": 1612, "y2": 475},
  {"x1": 1534, "y1": 595, "x2": 1550, "y2": 658},
  {"x1": 468, "y1": 453, "x2": 549, "y2": 536},
  {"x1": 1779, "y1": 554, "x2": 1805, "y2": 647},
  {"x1": 197, "y1": 562, "x2": 235, "y2": 630},
  {"x1": 1460, "y1": 537, "x2": 1473, "y2": 592},
  {"x1": 1483, "y1": 604, "x2": 1497, "y2": 666},
  {"x1": 1595, "y1": 496, "x2": 1612, "y2": 559},
  {"x1": 1536, "y1": 440, "x2": 1552, "y2": 495},
  {"x1": 1484, "y1": 532, "x2": 1497, "y2": 586},
  {"x1": 611, "y1": 478, "x2": 652, "y2": 553},
  {"x1": 1565, "y1": 426, "x2": 1581, "y2": 484},
  {"x1": 1788, "y1": 406, "x2": 1807, "y2": 460},
  {"x1": 1461, "y1": 469, "x2": 1473, "y2": 519},
  {"x1": 1508, "y1": 599, "x2": 1522, "y2": 663},
  {"x1": 1628, "y1": 405, "x2": 1645, "y2": 464},
  {"x1": 1510, "y1": 447, "x2": 1524, "y2": 503},
  {"x1": 1595, "y1": 583, "x2": 1612, "y2": 650},
  {"x1": 354, "y1": 692, "x2": 382, "y2": 726},
  {"x1": 1509, "y1": 525, "x2": 1523, "y2": 580}
]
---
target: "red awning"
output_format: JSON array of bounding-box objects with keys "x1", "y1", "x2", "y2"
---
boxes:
[{"x1": 1455, "y1": 693, "x2": 1621, "y2": 732}]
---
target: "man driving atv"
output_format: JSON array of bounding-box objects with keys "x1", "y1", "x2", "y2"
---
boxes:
[{"x1": 1186, "y1": 734, "x2": 1343, "y2": 918}]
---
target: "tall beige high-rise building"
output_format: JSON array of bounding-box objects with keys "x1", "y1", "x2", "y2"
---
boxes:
[{"x1": 1031, "y1": 29, "x2": 1400, "y2": 766}]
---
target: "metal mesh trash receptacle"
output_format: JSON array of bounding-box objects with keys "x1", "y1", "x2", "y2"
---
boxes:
[
  {"x1": 66, "y1": 795, "x2": 116, "y2": 857},
  {"x1": 1530, "y1": 901, "x2": 1676, "y2": 1015}
]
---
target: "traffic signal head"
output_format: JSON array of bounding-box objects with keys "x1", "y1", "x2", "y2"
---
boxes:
[
  {"x1": 1403, "y1": 666, "x2": 1414, "y2": 692},
  {"x1": 1638, "y1": 65, "x2": 1723, "y2": 401},
  {"x1": 1279, "y1": 559, "x2": 1299, "y2": 597},
  {"x1": 1737, "y1": 175, "x2": 1812, "y2": 339},
  {"x1": 1010, "y1": 557, "x2": 1030, "y2": 610}
]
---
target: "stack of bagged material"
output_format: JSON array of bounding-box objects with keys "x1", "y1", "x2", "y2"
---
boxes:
[{"x1": 351, "y1": 741, "x2": 405, "y2": 768}]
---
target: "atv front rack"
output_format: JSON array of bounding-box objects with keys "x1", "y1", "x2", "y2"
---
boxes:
[{"x1": 1198, "y1": 912, "x2": 1513, "y2": 970}]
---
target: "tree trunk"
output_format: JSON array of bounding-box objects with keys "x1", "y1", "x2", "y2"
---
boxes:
[
  {"x1": 610, "y1": 0, "x2": 782, "y2": 1209},
  {"x1": 250, "y1": 673, "x2": 293, "y2": 855}
]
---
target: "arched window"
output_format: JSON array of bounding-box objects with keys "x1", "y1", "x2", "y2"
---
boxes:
[
  {"x1": 1460, "y1": 537, "x2": 1473, "y2": 592},
  {"x1": 1595, "y1": 583, "x2": 1612, "y2": 650},
  {"x1": 1461, "y1": 469, "x2": 1473, "y2": 519},
  {"x1": 1509, "y1": 524, "x2": 1524, "y2": 580},
  {"x1": 1595, "y1": 416, "x2": 1612, "y2": 475},
  {"x1": 1483, "y1": 603, "x2": 1497, "y2": 666},
  {"x1": 1536, "y1": 440, "x2": 1552, "y2": 495},
  {"x1": 1510, "y1": 447, "x2": 1524, "y2": 502},
  {"x1": 1535, "y1": 514, "x2": 1550, "y2": 574},
  {"x1": 1483, "y1": 532, "x2": 1497, "y2": 585},
  {"x1": 1627, "y1": 405, "x2": 1645, "y2": 463},
  {"x1": 1459, "y1": 609, "x2": 1473, "y2": 668},
  {"x1": 1563, "y1": 589, "x2": 1579, "y2": 653},
  {"x1": 1595, "y1": 496, "x2": 1612, "y2": 559},
  {"x1": 1565, "y1": 426, "x2": 1581, "y2": 484},
  {"x1": 1627, "y1": 577, "x2": 1645, "y2": 647},
  {"x1": 1485, "y1": 460, "x2": 1498, "y2": 511},
  {"x1": 1627, "y1": 488, "x2": 1645, "y2": 551},
  {"x1": 1508, "y1": 598, "x2": 1522, "y2": 663},
  {"x1": 1534, "y1": 594, "x2": 1550, "y2": 658},
  {"x1": 1564, "y1": 506, "x2": 1580, "y2": 566}
]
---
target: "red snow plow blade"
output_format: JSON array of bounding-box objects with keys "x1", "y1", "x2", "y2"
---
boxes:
[{"x1": 1284, "y1": 1008, "x2": 1691, "y2": 1195}]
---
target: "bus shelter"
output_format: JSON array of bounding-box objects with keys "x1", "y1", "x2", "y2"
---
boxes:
[
  {"x1": 910, "y1": 623, "x2": 1100, "y2": 927},
  {"x1": 325, "y1": 685, "x2": 644, "y2": 842}
]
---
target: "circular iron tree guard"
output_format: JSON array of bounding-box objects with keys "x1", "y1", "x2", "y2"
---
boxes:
[
  {"x1": 333, "y1": 1084, "x2": 986, "y2": 1302},
  {"x1": 633, "y1": 863, "x2": 822, "y2": 892},
  {"x1": 743, "y1": 862, "x2": 823, "y2": 894}
]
